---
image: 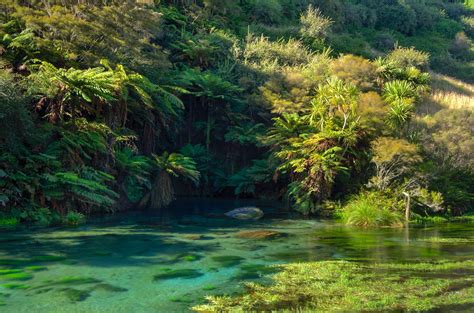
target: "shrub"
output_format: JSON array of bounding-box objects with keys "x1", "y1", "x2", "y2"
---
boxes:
[
  {"x1": 299, "y1": 5, "x2": 333, "y2": 39},
  {"x1": 330, "y1": 54, "x2": 377, "y2": 90},
  {"x1": 387, "y1": 47, "x2": 430, "y2": 70},
  {"x1": 340, "y1": 191, "x2": 404, "y2": 227},
  {"x1": 250, "y1": 0, "x2": 283, "y2": 25},
  {"x1": 0, "y1": 217, "x2": 19, "y2": 227},
  {"x1": 63, "y1": 211, "x2": 86, "y2": 226},
  {"x1": 243, "y1": 35, "x2": 313, "y2": 69},
  {"x1": 449, "y1": 32, "x2": 472, "y2": 60}
]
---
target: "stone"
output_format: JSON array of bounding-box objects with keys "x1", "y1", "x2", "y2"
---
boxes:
[
  {"x1": 224, "y1": 207, "x2": 264, "y2": 220},
  {"x1": 236, "y1": 230, "x2": 285, "y2": 240}
]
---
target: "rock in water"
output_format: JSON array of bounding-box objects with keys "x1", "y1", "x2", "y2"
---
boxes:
[
  {"x1": 224, "y1": 207, "x2": 264, "y2": 220},
  {"x1": 236, "y1": 230, "x2": 285, "y2": 240}
]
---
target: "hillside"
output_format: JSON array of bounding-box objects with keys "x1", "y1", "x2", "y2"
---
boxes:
[{"x1": 0, "y1": 0, "x2": 473, "y2": 226}]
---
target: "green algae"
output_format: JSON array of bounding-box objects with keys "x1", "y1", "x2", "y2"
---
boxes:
[
  {"x1": 25, "y1": 266, "x2": 47, "y2": 272},
  {"x1": 211, "y1": 255, "x2": 244, "y2": 267},
  {"x1": 32, "y1": 255, "x2": 66, "y2": 262},
  {"x1": 0, "y1": 272, "x2": 33, "y2": 281},
  {"x1": 0, "y1": 269, "x2": 23, "y2": 275},
  {"x1": 0, "y1": 255, "x2": 66, "y2": 267},
  {"x1": 153, "y1": 269, "x2": 203, "y2": 281},
  {"x1": 177, "y1": 253, "x2": 202, "y2": 262},
  {"x1": 169, "y1": 295, "x2": 194, "y2": 303},
  {"x1": 1, "y1": 283, "x2": 29, "y2": 290},
  {"x1": 202, "y1": 285, "x2": 216, "y2": 291},
  {"x1": 41, "y1": 276, "x2": 101, "y2": 288}
]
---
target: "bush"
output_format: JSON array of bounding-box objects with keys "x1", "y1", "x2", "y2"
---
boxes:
[
  {"x1": 387, "y1": 47, "x2": 430, "y2": 70},
  {"x1": 340, "y1": 191, "x2": 404, "y2": 227},
  {"x1": 0, "y1": 217, "x2": 19, "y2": 227},
  {"x1": 63, "y1": 211, "x2": 86, "y2": 226},
  {"x1": 250, "y1": 0, "x2": 283, "y2": 25},
  {"x1": 330, "y1": 54, "x2": 377, "y2": 90},
  {"x1": 299, "y1": 5, "x2": 333, "y2": 39}
]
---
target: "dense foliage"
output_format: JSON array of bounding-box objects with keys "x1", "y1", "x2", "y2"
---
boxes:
[{"x1": 0, "y1": 0, "x2": 472, "y2": 226}]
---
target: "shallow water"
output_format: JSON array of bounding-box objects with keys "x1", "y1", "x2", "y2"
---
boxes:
[{"x1": 0, "y1": 199, "x2": 473, "y2": 312}]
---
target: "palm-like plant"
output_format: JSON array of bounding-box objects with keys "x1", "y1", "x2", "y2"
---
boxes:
[
  {"x1": 114, "y1": 147, "x2": 152, "y2": 203},
  {"x1": 29, "y1": 61, "x2": 117, "y2": 123},
  {"x1": 149, "y1": 152, "x2": 200, "y2": 209},
  {"x1": 383, "y1": 80, "x2": 416, "y2": 131},
  {"x1": 102, "y1": 60, "x2": 184, "y2": 129},
  {"x1": 310, "y1": 77, "x2": 359, "y2": 131}
]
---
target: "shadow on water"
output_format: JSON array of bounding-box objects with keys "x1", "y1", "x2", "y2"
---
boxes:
[{"x1": 0, "y1": 198, "x2": 290, "y2": 268}]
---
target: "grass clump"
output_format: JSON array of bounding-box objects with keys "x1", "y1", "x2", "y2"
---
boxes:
[
  {"x1": 193, "y1": 260, "x2": 474, "y2": 312},
  {"x1": 340, "y1": 191, "x2": 404, "y2": 227}
]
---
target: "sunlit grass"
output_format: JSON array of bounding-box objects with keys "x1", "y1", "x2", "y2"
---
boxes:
[{"x1": 193, "y1": 260, "x2": 474, "y2": 312}]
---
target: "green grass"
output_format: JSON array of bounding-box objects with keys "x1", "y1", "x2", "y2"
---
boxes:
[
  {"x1": 340, "y1": 191, "x2": 404, "y2": 227},
  {"x1": 193, "y1": 260, "x2": 474, "y2": 312}
]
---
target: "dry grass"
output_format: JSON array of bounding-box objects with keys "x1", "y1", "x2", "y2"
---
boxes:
[{"x1": 418, "y1": 73, "x2": 474, "y2": 114}]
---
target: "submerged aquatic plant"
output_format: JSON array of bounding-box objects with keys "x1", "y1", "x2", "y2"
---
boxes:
[
  {"x1": 193, "y1": 260, "x2": 474, "y2": 312},
  {"x1": 153, "y1": 269, "x2": 203, "y2": 281}
]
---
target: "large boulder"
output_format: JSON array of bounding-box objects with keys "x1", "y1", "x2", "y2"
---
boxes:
[{"x1": 224, "y1": 207, "x2": 264, "y2": 220}]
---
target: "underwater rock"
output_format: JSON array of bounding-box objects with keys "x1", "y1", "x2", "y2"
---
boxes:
[
  {"x1": 236, "y1": 230, "x2": 286, "y2": 240},
  {"x1": 60, "y1": 288, "x2": 90, "y2": 302},
  {"x1": 224, "y1": 207, "x2": 264, "y2": 220},
  {"x1": 153, "y1": 269, "x2": 203, "y2": 281},
  {"x1": 211, "y1": 255, "x2": 244, "y2": 267},
  {"x1": 43, "y1": 276, "x2": 101, "y2": 287},
  {"x1": 92, "y1": 283, "x2": 127, "y2": 293}
]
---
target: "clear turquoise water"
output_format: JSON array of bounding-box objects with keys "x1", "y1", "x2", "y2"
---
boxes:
[{"x1": 0, "y1": 199, "x2": 473, "y2": 312}]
